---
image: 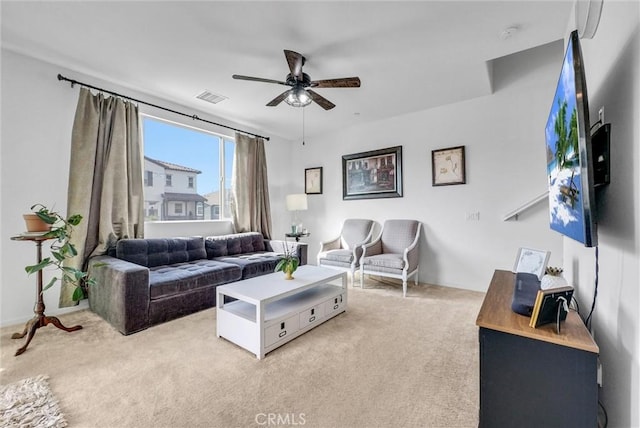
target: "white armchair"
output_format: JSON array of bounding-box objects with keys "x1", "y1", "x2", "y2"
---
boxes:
[
  {"x1": 359, "y1": 219, "x2": 421, "y2": 297},
  {"x1": 317, "y1": 219, "x2": 374, "y2": 286}
]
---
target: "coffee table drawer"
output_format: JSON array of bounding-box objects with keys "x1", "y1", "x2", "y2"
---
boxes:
[
  {"x1": 324, "y1": 293, "x2": 346, "y2": 316},
  {"x1": 299, "y1": 304, "x2": 325, "y2": 328},
  {"x1": 264, "y1": 315, "x2": 299, "y2": 347}
]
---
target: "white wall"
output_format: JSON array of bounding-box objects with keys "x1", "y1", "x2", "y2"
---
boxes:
[
  {"x1": 289, "y1": 41, "x2": 564, "y2": 291},
  {"x1": 562, "y1": 2, "x2": 640, "y2": 427},
  {"x1": 0, "y1": 49, "x2": 292, "y2": 326}
]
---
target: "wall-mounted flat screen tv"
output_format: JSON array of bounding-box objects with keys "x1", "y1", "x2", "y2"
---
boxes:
[{"x1": 545, "y1": 30, "x2": 597, "y2": 247}]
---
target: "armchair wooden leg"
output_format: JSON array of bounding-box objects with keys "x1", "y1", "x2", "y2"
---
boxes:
[{"x1": 402, "y1": 271, "x2": 408, "y2": 298}]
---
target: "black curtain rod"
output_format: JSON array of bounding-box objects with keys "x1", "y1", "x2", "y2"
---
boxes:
[{"x1": 57, "y1": 74, "x2": 270, "y2": 141}]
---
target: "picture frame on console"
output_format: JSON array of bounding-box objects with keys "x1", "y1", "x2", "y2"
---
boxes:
[
  {"x1": 342, "y1": 145, "x2": 403, "y2": 200},
  {"x1": 305, "y1": 167, "x2": 323, "y2": 195},
  {"x1": 432, "y1": 145, "x2": 466, "y2": 186},
  {"x1": 512, "y1": 247, "x2": 550, "y2": 281}
]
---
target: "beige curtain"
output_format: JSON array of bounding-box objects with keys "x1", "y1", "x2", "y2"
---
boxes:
[
  {"x1": 232, "y1": 133, "x2": 272, "y2": 239},
  {"x1": 61, "y1": 88, "x2": 144, "y2": 307}
]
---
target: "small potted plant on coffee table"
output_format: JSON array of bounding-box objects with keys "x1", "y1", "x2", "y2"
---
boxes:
[{"x1": 274, "y1": 242, "x2": 299, "y2": 280}]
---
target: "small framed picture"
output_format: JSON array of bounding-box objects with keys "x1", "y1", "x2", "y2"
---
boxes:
[
  {"x1": 432, "y1": 146, "x2": 466, "y2": 186},
  {"x1": 305, "y1": 167, "x2": 323, "y2": 194},
  {"x1": 513, "y1": 247, "x2": 551, "y2": 280}
]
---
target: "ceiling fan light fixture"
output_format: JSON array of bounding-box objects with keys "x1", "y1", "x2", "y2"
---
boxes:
[
  {"x1": 285, "y1": 87, "x2": 312, "y2": 107},
  {"x1": 234, "y1": 49, "x2": 358, "y2": 110}
]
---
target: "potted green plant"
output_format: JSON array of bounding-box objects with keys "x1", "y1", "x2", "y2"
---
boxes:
[
  {"x1": 24, "y1": 204, "x2": 95, "y2": 301},
  {"x1": 274, "y1": 242, "x2": 299, "y2": 280}
]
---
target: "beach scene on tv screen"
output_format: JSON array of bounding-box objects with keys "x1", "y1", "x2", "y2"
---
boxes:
[{"x1": 545, "y1": 40, "x2": 585, "y2": 244}]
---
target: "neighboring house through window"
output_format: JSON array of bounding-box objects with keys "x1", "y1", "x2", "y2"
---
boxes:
[
  {"x1": 144, "y1": 170, "x2": 153, "y2": 187},
  {"x1": 141, "y1": 115, "x2": 235, "y2": 222}
]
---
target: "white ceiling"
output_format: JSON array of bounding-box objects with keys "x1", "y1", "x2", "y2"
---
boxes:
[{"x1": 1, "y1": 1, "x2": 573, "y2": 141}]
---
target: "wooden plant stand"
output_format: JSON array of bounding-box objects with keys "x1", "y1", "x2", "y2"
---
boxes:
[{"x1": 10, "y1": 235, "x2": 82, "y2": 356}]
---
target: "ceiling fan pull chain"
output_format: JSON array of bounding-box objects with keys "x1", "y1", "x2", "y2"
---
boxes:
[{"x1": 302, "y1": 107, "x2": 306, "y2": 146}]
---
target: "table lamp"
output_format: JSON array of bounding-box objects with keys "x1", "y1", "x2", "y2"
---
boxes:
[{"x1": 286, "y1": 193, "x2": 307, "y2": 233}]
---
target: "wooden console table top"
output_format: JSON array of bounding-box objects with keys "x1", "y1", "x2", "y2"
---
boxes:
[{"x1": 476, "y1": 269, "x2": 598, "y2": 354}]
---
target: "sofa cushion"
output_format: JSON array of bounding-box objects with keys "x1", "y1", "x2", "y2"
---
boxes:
[
  {"x1": 213, "y1": 252, "x2": 282, "y2": 279},
  {"x1": 226, "y1": 236, "x2": 242, "y2": 255},
  {"x1": 149, "y1": 259, "x2": 241, "y2": 300},
  {"x1": 117, "y1": 237, "x2": 206, "y2": 268},
  {"x1": 205, "y1": 232, "x2": 265, "y2": 258},
  {"x1": 205, "y1": 238, "x2": 228, "y2": 258}
]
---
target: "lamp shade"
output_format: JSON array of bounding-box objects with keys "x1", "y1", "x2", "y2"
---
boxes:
[{"x1": 286, "y1": 193, "x2": 308, "y2": 211}]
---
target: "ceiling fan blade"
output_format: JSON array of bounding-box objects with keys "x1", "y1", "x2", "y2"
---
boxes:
[
  {"x1": 307, "y1": 90, "x2": 336, "y2": 110},
  {"x1": 310, "y1": 77, "x2": 361, "y2": 88},
  {"x1": 266, "y1": 90, "x2": 291, "y2": 107},
  {"x1": 284, "y1": 50, "x2": 304, "y2": 80},
  {"x1": 232, "y1": 74, "x2": 289, "y2": 86}
]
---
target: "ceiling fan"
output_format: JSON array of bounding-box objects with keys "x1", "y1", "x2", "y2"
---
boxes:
[{"x1": 232, "y1": 50, "x2": 360, "y2": 110}]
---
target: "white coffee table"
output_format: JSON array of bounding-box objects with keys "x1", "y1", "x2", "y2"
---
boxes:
[{"x1": 216, "y1": 265, "x2": 347, "y2": 359}]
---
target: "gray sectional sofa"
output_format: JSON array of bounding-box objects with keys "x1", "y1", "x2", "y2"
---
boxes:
[{"x1": 88, "y1": 232, "x2": 307, "y2": 335}]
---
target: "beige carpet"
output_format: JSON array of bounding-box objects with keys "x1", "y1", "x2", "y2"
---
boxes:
[{"x1": 0, "y1": 280, "x2": 484, "y2": 428}]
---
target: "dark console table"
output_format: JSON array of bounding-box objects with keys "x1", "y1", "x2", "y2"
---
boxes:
[
  {"x1": 285, "y1": 232, "x2": 310, "y2": 242},
  {"x1": 476, "y1": 270, "x2": 599, "y2": 428},
  {"x1": 10, "y1": 234, "x2": 83, "y2": 356}
]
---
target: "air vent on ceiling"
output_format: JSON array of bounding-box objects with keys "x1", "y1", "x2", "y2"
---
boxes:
[{"x1": 196, "y1": 90, "x2": 228, "y2": 104}]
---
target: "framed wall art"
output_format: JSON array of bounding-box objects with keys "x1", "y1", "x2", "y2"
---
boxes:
[
  {"x1": 342, "y1": 146, "x2": 403, "y2": 200},
  {"x1": 305, "y1": 167, "x2": 323, "y2": 194},
  {"x1": 432, "y1": 145, "x2": 466, "y2": 186}
]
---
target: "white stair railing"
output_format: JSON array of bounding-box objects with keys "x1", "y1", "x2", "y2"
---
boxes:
[{"x1": 503, "y1": 191, "x2": 549, "y2": 221}]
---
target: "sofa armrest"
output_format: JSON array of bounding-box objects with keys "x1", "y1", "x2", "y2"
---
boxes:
[
  {"x1": 265, "y1": 239, "x2": 308, "y2": 266},
  {"x1": 88, "y1": 255, "x2": 150, "y2": 335}
]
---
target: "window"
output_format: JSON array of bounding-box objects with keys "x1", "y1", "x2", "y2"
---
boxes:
[
  {"x1": 141, "y1": 115, "x2": 235, "y2": 222},
  {"x1": 144, "y1": 170, "x2": 153, "y2": 187}
]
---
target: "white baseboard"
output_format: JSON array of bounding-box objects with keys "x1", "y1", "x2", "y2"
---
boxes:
[{"x1": 0, "y1": 300, "x2": 89, "y2": 329}]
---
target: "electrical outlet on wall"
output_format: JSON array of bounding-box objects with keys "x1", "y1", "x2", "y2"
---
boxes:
[{"x1": 466, "y1": 211, "x2": 480, "y2": 221}]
